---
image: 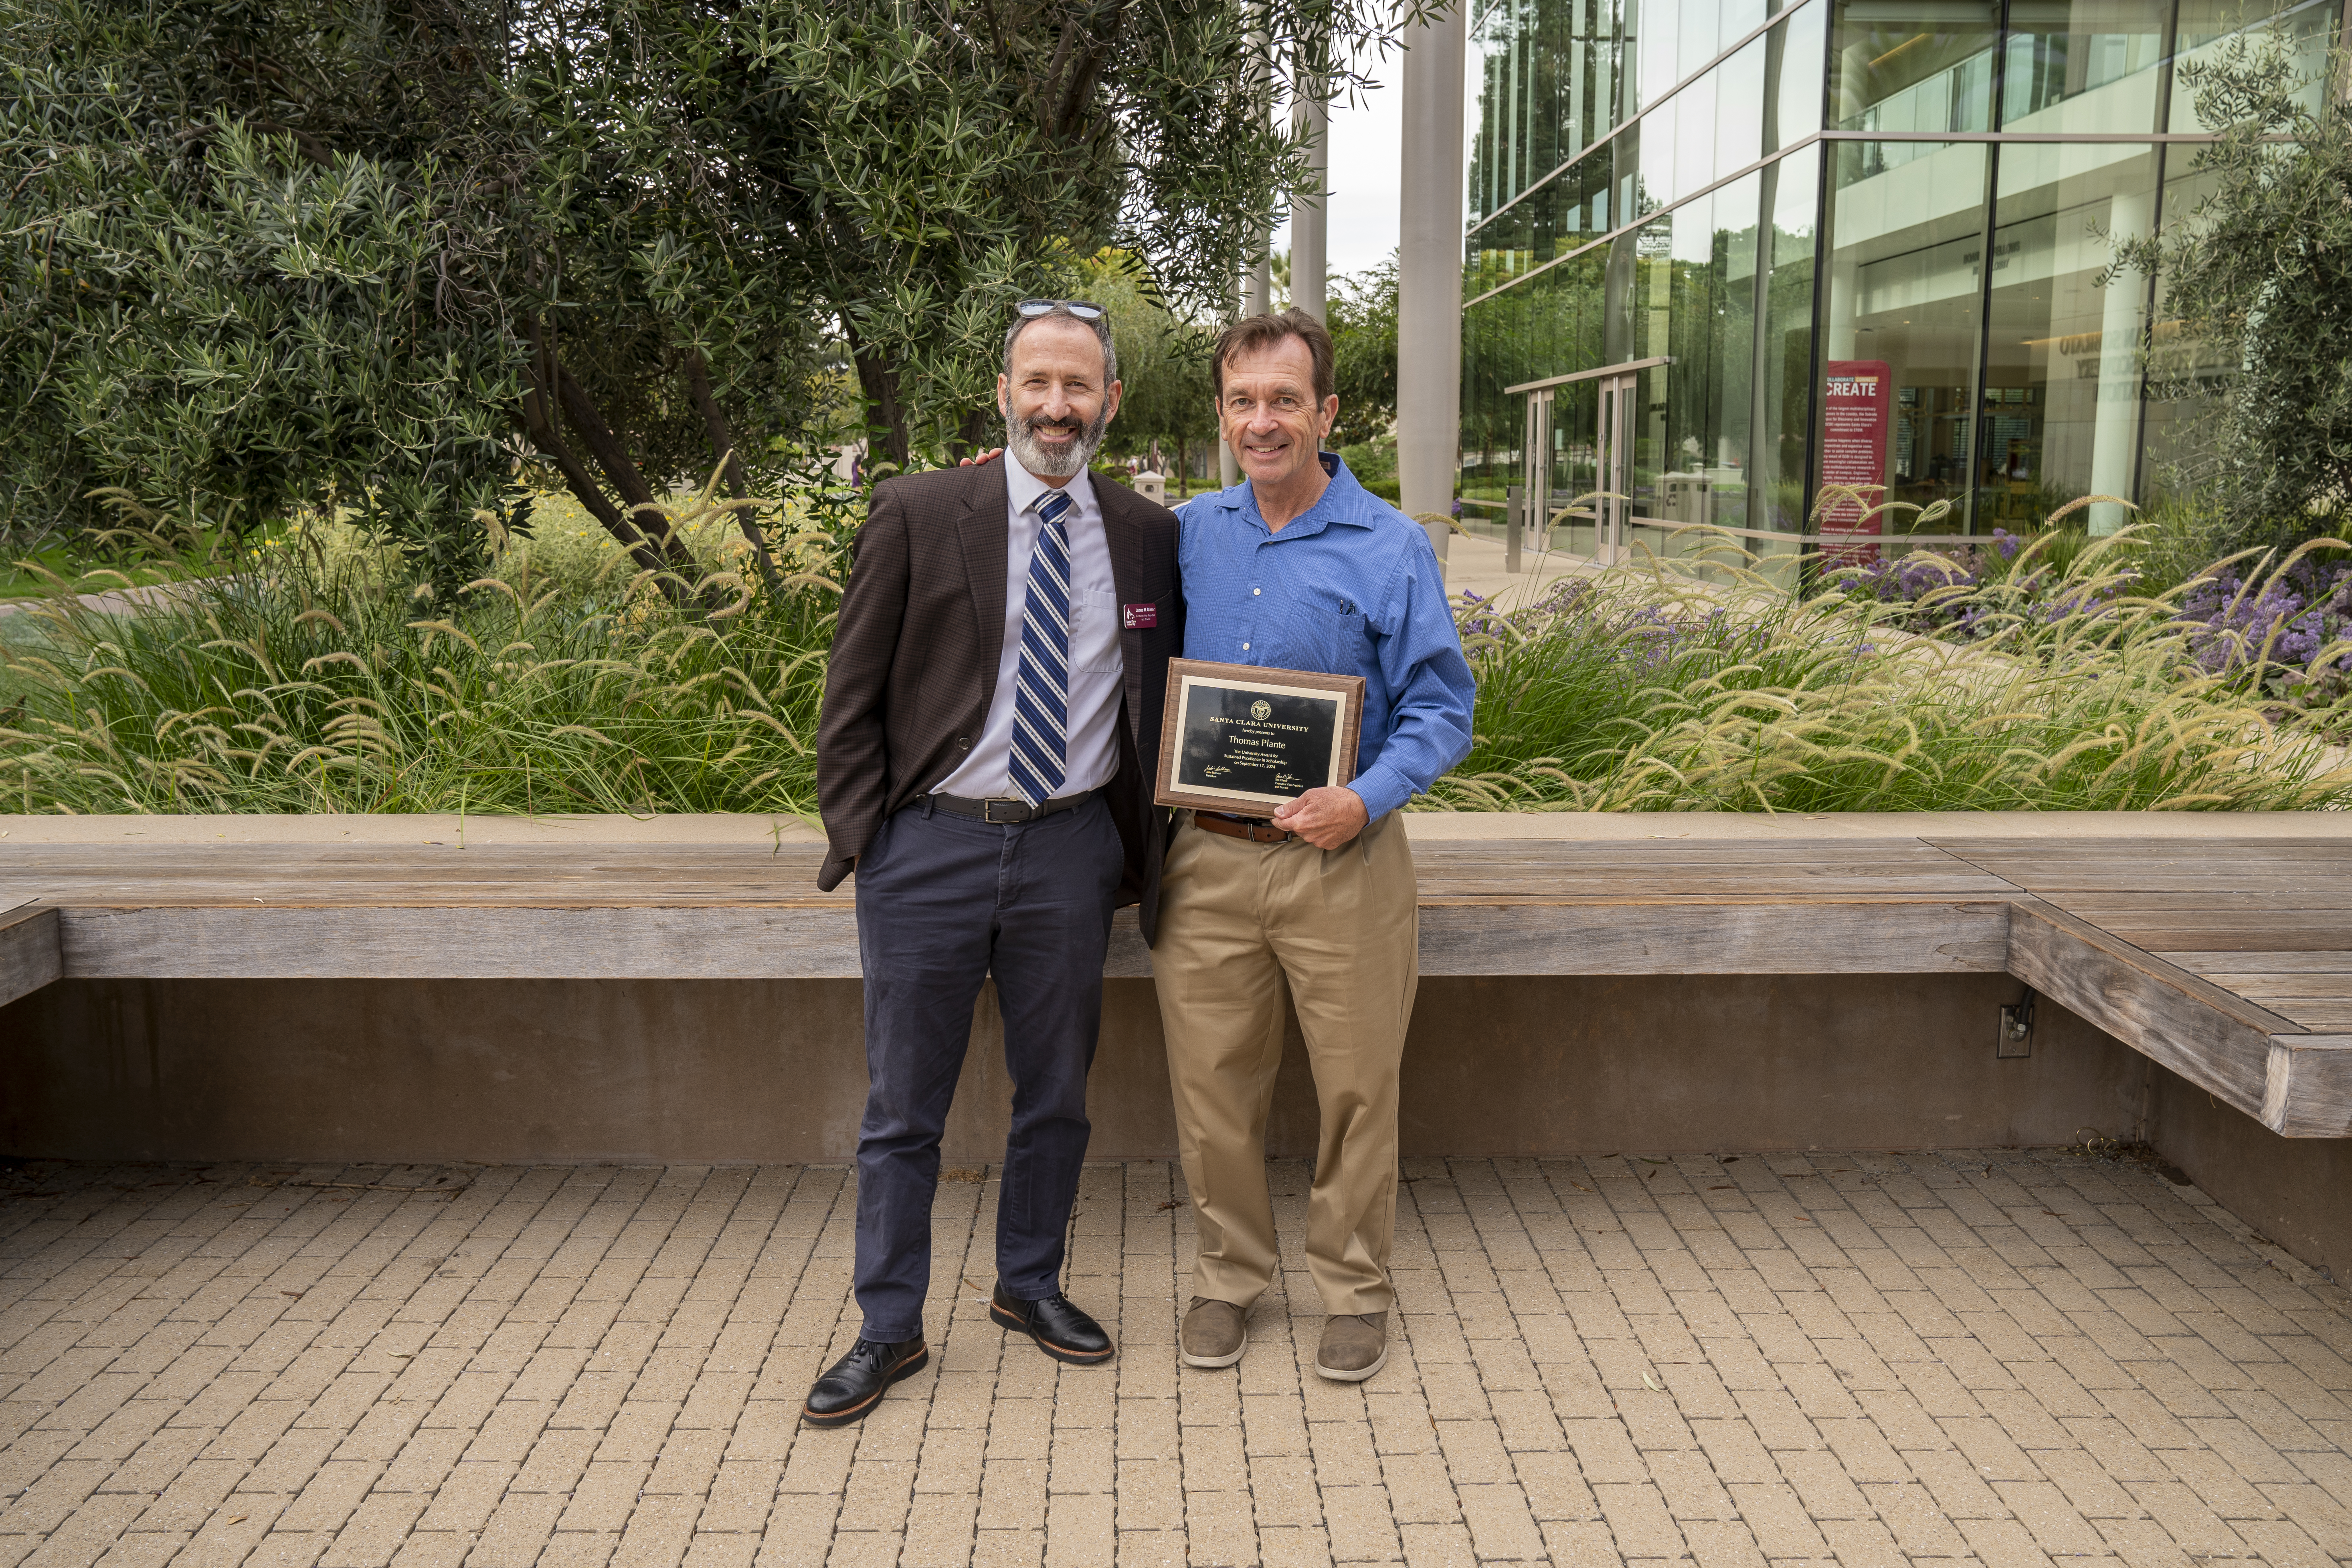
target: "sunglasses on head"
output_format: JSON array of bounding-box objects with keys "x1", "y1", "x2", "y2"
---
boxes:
[{"x1": 1015, "y1": 298, "x2": 1106, "y2": 320}]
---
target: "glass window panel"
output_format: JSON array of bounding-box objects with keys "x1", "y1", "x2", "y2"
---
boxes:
[
  {"x1": 1600, "y1": 0, "x2": 1634, "y2": 134},
  {"x1": 1621, "y1": 102, "x2": 1670, "y2": 220},
  {"x1": 1599, "y1": 215, "x2": 1675, "y2": 527},
  {"x1": 1674, "y1": 67, "x2": 1720, "y2": 201},
  {"x1": 1755, "y1": 147, "x2": 1822, "y2": 532},
  {"x1": 1549, "y1": 376, "x2": 1607, "y2": 554},
  {"x1": 1766, "y1": 2, "x2": 1827, "y2": 150},
  {"x1": 1469, "y1": 0, "x2": 1653, "y2": 223},
  {"x1": 1606, "y1": 0, "x2": 1636, "y2": 128},
  {"x1": 1458, "y1": 254, "x2": 1617, "y2": 541},
  {"x1": 1469, "y1": 0, "x2": 1511, "y2": 223},
  {"x1": 1458, "y1": 292, "x2": 1519, "y2": 519},
  {"x1": 1469, "y1": 0, "x2": 1543, "y2": 221},
  {"x1": 1634, "y1": 174, "x2": 1762, "y2": 543},
  {"x1": 1634, "y1": 0, "x2": 1679, "y2": 112},
  {"x1": 1603, "y1": 220, "x2": 1642, "y2": 364},
  {"x1": 1974, "y1": 144, "x2": 2159, "y2": 532},
  {"x1": 1467, "y1": 200, "x2": 1537, "y2": 292},
  {"x1": 2169, "y1": 0, "x2": 2335, "y2": 130},
  {"x1": 1679, "y1": 0, "x2": 1721, "y2": 70},
  {"x1": 1716, "y1": 0, "x2": 1770, "y2": 57},
  {"x1": 1998, "y1": 0, "x2": 2165, "y2": 132},
  {"x1": 1821, "y1": 140, "x2": 1992, "y2": 536},
  {"x1": 2133, "y1": 148, "x2": 2229, "y2": 499},
  {"x1": 1832, "y1": 0, "x2": 2000, "y2": 134},
  {"x1": 1714, "y1": 36, "x2": 1770, "y2": 175}
]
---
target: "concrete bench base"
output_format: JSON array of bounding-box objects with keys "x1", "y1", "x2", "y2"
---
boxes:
[{"x1": 6, "y1": 970, "x2": 2348, "y2": 1283}]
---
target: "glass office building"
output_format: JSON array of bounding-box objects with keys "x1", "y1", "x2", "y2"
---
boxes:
[{"x1": 1457, "y1": 0, "x2": 2337, "y2": 566}]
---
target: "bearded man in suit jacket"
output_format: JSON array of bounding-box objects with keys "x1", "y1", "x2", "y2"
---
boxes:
[{"x1": 806, "y1": 301, "x2": 1183, "y2": 1427}]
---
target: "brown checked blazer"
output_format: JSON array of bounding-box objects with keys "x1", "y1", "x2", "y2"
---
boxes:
[{"x1": 815, "y1": 461, "x2": 1186, "y2": 941}]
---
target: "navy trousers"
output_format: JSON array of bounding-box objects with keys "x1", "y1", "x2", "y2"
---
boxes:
[{"x1": 850, "y1": 794, "x2": 1123, "y2": 1343}]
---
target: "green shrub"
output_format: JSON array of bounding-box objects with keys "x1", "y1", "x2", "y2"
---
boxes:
[
  {"x1": 6, "y1": 507, "x2": 2347, "y2": 817},
  {"x1": 0, "y1": 489, "x2": 844, "y2": 816}
]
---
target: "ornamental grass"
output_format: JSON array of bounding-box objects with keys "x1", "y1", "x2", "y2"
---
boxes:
[
  {"x1": 1431, "y1": 526, "x2": 2352, "y2": 812},
  {"x1": 0, "y1": 484, "x2": 841, "y2": 816},
  {"x1": 3, "y1": 497, "x2": 2348, "y2": 816}
]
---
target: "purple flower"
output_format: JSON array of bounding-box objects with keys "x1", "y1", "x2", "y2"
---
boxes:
[{"x1": 2177, "y1": 559, "x2": 2352, "y2": 701}]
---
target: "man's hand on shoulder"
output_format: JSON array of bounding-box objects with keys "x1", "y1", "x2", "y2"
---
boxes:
[
  {"x1": 1271, "y1": 786, "x2": 1369, "y2": 850},
  {"x1": 958, "y1": 448, "x2": 1004, "y2": 467}
]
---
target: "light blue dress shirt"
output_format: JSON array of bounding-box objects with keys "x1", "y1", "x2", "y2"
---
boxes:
[{"x1": 1175, "y1": 453, "x2": 1476, "y2": 819}]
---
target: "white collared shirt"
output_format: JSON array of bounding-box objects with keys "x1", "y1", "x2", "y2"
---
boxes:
[{"x1": 932, "y1": 455, "x2": 1126, "y2": 800}]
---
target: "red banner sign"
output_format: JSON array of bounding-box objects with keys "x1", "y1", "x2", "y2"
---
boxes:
[{"x1": 1819, "y1": 360, "x2": 1892, "y2": 563}]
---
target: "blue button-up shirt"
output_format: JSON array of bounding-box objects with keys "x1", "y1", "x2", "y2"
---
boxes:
[{"x1": 1176, "y1": 454, "x2": 1476, "y2": 819}]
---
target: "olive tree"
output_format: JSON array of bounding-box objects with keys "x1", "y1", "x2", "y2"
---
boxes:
[
  {"x1": 3, "y1": 0, "x2": 1423, "y2": 583},
  {"x1": 2115, "y1": 32, "x2": 2352, "y2": 540}
]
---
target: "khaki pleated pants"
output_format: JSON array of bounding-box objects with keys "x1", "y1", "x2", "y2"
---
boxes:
[{"x1": 1152, "y1": 809, "x2": 1419, "y2": 1317}]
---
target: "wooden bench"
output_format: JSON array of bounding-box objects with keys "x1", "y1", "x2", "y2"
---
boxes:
[{"x1": 2, "y1": 817, "x2": 2348, "y2": 1139}]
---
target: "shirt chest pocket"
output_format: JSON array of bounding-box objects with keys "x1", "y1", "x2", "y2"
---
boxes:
[
  {"x1": 1278, "y1": 600, "x2": 1372, "y2": 674},
  {"x1": 1069, "y1": 588, "x2": 1123, "y2": 675}
]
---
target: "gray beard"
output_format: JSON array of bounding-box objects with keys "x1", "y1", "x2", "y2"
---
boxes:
[{"x1": 1003, "y1": 405, "x2": 1108, "y2": 478}]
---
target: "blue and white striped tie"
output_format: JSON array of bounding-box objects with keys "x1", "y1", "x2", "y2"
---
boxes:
[{"x1": 1008, "y1": 490, "x2": 1072, "y2": 807}]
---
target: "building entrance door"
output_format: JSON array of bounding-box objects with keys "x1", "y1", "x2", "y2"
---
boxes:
[{"x1": 1512, "y1": 357, "x2": 1665, "y2": 568}]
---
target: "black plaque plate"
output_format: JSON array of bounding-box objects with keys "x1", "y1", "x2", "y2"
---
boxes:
[{"x1": 1155, "y1": 659, "x2": 1366, "y2": 814}]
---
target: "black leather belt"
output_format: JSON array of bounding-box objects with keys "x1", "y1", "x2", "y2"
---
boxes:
[{"x1": 920, "y1": 788, "x2": 1100, "y2": 824}]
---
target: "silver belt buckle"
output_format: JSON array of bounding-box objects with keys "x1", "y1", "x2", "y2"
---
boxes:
[{"x1": 983, "y1": 798, "x2": 1028, "y2": 823}]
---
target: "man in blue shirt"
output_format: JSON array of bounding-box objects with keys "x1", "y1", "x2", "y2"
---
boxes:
[{"x1": 1162, "y1": 309, "x2": 1475, "y2": 1384}]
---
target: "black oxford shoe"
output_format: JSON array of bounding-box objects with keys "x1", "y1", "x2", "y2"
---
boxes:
[
  {"x1": 990, "y1": 1280, "x2": 1115, "y2": 1364},
  {"x1": 801, "y1": 1337, "x2": 928, "y2": 1428}
]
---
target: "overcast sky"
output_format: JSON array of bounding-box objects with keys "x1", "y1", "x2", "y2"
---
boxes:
[{"x1": 1273, "y1": 58, "x2": 1405, "y2": 284}]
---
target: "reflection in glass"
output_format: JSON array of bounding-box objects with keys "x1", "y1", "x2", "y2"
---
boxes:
[
  {"x1": 1546, "y1": 376, "x2": 1606, "y2": 554},
  {"x1": 1466, "y1": 140, "x2": 1619, "y2": 289},
  {"x1": 2169, "y1": 0, "x2": 2335, "y2": 130},
  {"x1": 1464, "y1": 4, "x2": 1820, "y2": 289},
  {"x1": 1634, "y1": 0, "x2": 1680, "y2": 111},
  {"x1": 1468, "y1": 0, "x2": 1640, "y2": 226},
  {"x1": 1772, "y1": 0, "x2": 1827, "y2": 147},
  {"x1": 1821, "y1": 140, "x2": 1992, "y2": 532},
  {"x1": 1998, "y1": 0, "x2": 2166, "y2": 132},
  {"x1": 1711, "y1": 36, "x2": 1770, "y2": 178},
  {"x1": 1975, "y1": 144, "x2": 2159, "y2": 533},
  {"x1": 1459, "y1": 251, "x2": 1616, "y2": 515},
  {"x1": 1832, "y1": 0, "x2": 2000, "y2": 182},
  {"x1": 1456, "y1": 0, "x2": 2342, "y2": 551},
  {"x1": 1652, "y1": 176, "x2": 1763, "y2": 535},
  {"x1": 1753, "y1": 148, "x2": 1820, "y2": 531},
  {"x1": 1675, "y1": 59, "x2": 1721, "y2": 201},
  {"x1": 1624, "y1": 91, "x2": 1673, "y2": 219},
  {"x1": 2133, "y1": 153, "x2": 2230, "y2": 498}
]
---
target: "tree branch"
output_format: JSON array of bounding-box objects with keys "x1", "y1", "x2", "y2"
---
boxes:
[
  {"x1": 682, "y1": 346, "x2": 786, "y2": 595},
  {"x1": 551, "y1": 359, "x2": 697, "y2": 572},
  {"x1": 520, "y1": 358, "x2": 676, "y2": 584},
  {"x1": 841, "y1": 316, "x2": 912, "y2": 472}
]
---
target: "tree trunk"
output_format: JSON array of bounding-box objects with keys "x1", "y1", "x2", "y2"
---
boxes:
[
  {"x1": 949, "y1": 406, "x2": 993, "y2": 465},
  {"x1": 520, "y1": 335, "x2": 677, "y2": 588},
  {"x1": 842, "y1": 319, "x2": 912, "y2": 472},
  {"x1": 682, "y1": 347, "x2": 786, "y2": 596},
  {"x1": 551, "y1": 361, "x2": 697, "y2": 573}
]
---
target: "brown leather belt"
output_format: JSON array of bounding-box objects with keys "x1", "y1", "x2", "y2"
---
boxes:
[{"x1": 1191, "y1": 811, "x2": 1294, "y2": 845}]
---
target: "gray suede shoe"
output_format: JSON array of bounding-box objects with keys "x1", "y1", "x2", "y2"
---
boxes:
[
  {"x1": 1180, "y1": 1297, "x2": 1247, "y2": 1368},
  {"x1": 1315, "y1": 1312, "x2": 1389, "y2": 1382}
]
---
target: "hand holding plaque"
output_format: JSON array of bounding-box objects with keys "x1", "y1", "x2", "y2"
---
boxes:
[{"x1": 1155, "y1": 658, "x2": 1367, "y2": 814}]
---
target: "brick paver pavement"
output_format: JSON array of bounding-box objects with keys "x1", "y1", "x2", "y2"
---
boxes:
[{"x1": 0, "y1": 1150, "x2": 2346, "y2": 1567}]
